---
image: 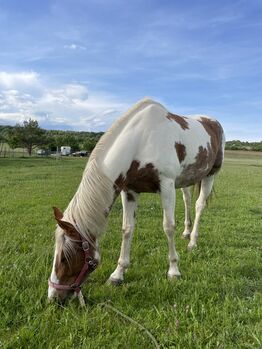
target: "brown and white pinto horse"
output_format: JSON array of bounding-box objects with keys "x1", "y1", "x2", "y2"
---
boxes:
[{"x1": 48, "y1": 98, "x2": 225, "y2": 303}]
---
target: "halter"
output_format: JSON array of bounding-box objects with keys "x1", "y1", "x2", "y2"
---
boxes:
[{"x1": 48, "y1": 234, "x2": 98, "y2": 294}]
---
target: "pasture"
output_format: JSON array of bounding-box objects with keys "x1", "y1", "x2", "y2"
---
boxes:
[{"x1": 0, "y1": 152, "x2": 261, "y2": 348}]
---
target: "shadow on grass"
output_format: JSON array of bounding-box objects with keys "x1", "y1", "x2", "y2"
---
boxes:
[{"x1": 249, "y1": 207, "x2": 262, "y2": 217}]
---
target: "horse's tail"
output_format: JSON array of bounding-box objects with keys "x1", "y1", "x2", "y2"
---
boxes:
[
  {"x1": 193, "y1": 180, "x2": 215, "y2": 205},
  {"x1": 194, "y1": 182, "x2": 201, "y2": 197}
]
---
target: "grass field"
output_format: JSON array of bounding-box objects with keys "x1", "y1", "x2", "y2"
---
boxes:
[{"x1": 0, "y1": 152, "x2": 261, "y2": 348}]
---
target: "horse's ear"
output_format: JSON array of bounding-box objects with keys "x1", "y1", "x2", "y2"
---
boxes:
[
  {"x1": 53, "y1": 207, "x2": 63, "y2": 220},
  {"x1": 53, "y1": 207, "x2": 80, "y2": 240}
]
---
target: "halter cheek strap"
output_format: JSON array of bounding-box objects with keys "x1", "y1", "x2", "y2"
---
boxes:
[{"x1": 48, "y1": 237, "x2": 98, "y2": 294}]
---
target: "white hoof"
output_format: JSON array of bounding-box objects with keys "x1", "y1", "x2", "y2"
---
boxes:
[
  {"x1": 187, "y1": 242, "x2": 197, "y2": 251},
  {"x1": 107, "y1": 277, "x2": 123, "y2": 286},
  {"x1": 167, "y1": 272, "x2": 181, "y2": 279},
  {"x1": 181, "y1": 231, "x2": 191, "y2": 239}
]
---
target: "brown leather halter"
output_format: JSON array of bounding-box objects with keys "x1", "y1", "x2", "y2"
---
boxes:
[{"x1": 48, "y1": 234, "x2": 98, "y2": 294}]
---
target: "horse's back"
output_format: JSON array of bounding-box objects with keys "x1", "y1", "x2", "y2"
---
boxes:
[
  {"x1": 133, "y1": 105, "x2": 225, "y2": 184},
  {"x1": 102, "y1": 99, "x2": 225, "y2": 190}
]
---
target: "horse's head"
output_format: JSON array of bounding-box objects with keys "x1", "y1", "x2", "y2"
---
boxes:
[{"x1": 48, "y1": 207, "x2": 99, "y2": 304}]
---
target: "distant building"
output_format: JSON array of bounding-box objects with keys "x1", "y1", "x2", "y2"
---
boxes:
[{"x1": 61, "y1": 146, "x2": 71, "y2": 156}]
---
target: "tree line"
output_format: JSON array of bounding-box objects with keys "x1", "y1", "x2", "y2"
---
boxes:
[
  {"x1": 225, "y1": 140, "x2": 262, "y2": 152},
  {"x1": 0, "y1": 119, "x2": 103, "y2": 156},
  {"x1": 0, "y1": 119, "x2": 261, "y2": 156}
]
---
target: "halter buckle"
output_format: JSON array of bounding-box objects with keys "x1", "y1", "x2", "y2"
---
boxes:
[{"x1": 88, "y1": 258, "x2": 97, "y2": 269}]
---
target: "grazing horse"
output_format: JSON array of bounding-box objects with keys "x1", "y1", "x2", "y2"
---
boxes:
[{"x1": 48, "y1": 98, "x2": 225, "y2": 303}]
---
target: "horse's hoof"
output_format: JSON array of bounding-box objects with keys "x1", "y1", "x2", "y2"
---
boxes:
[
  {"x1": 107, "y1": 277, "x2": 123, "y2": 286},
  {"x1": 187, "y1": 243, "x2": 197, "y2": 251},
  {"x1": 167, "y1": 272, "x2": 181, "y2": 280},
  {"x1": 181, "y1": 233, "x2": 190, "y2": 240}
]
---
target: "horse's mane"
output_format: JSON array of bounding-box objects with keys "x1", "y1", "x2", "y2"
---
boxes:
[{"x1": 64, "y1": 159, "x2": 114, "y2": 238}]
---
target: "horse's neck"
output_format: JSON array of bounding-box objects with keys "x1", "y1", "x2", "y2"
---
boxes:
[
  {"x1": 64, "y1": 159, "x2": 115, "y2": 239},
  {"x1": 92, "y1": 99, "x2": 164, "y2": 182},
  {"x1": 99, "y1": 127, "x2": 141, "y2": 183}
]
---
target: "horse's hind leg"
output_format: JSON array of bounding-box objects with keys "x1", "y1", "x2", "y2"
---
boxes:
[
  {"x1": 181, "y1": 187, "x2": 192, "y2": 239},
  {"x1": 108, "y1": 191, "x2": 138, "y2": 285},
  {"x1": 188, "y1": 175, "x2": 214, "y2": 250},
  {"x1": 160, "y1": 178, "x2": 181, "y2": 278}
]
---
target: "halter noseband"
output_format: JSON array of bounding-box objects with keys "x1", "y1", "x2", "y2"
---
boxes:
[{"x1": 48, "y1": 235, "x2": 98, "y2": 294}]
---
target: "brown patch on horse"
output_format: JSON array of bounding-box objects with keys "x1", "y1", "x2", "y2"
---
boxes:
[
  {"x1": 175, "y1": 144, "x2": 214, "y2": 188},
  {"x1": 199, "y1": 117, "x2": 224, "y2": 175},
  {"x1": 175, "y1": 142, "x2": 186, "y2": 163},
  {"x1": 166, "y1": 112, "x2": 189, "y2": 130},
  {"x1": 208, "y1": 148, "x2": 223, "y2": 175},
  {"x1": 55, "y1": 245, "x2": 85, "y2": 286},
  {"x1": 53, "y1": 207, "x2": 98, "y2": 286},
  {"x1": 115, "y1": 160, "x2": 160, "y2": 194},
  {"x1": 127, "y1": 192, "x2": 135, "y2": 201},
  {"x1": 114, "y1": 174, "x2": 125, "y2": 193},
  {"x1": 55, "y1": 235, "x2": 97, "y2": 287}
]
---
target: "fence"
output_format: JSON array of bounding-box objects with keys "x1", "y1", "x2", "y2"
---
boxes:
[
  {"x1": 0, "y1": 149, "x2": 88, "y2": 158},
  {"x1": 0, "y1": 147, "x2": 55, "y2": 158},
  {"x1": 0, "y1": 149, "x2": 37, "y2": 158},
  {"x1": 0, "y1": 143, "x2": 89, "y2": 158}
]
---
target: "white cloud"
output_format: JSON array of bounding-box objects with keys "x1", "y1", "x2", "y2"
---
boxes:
[
  {"x1": 0, "y1": 112, "x2": 26, "y2": 123},
  {"x1": 64, "y1": 43, "x2": 86, "y2": 50},
  {"x1": 0, "y1": 71, "x2": 39, "y2": 89},
  {"x1": 0, "y1": 71, "x2": 128, "y2": 131}
]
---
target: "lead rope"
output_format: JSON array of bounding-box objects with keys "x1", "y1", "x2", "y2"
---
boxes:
[
  {"x1": 71, "y1": 293, "x2": 160, "y2": 348},
  {"x1": 59, "y1": 298, "x2": 160, "y2": 348},
  {"x1": 76, "y1": 297, "x2": 159, "y2": 348},
  {"x1": 98, "y1": 301, "x2": 160, "y2": 349}
]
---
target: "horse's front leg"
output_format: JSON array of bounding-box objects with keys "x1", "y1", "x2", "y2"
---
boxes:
[{"x1": 108, "y1": 190, "x2": 138, "y2": 285}]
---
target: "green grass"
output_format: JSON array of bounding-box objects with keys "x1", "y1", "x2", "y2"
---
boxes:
[{"x1": 0, "y1": 152, "x2": 261, "y2": 349}]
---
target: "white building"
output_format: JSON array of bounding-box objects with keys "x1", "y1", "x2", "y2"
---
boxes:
[{"x1": 61, "y1": 146, "x2": 71, "y2": 156}]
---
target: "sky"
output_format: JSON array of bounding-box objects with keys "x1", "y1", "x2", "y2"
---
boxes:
[{"x1": 0, "y1": 0, "x2": 261, "y2": 141}]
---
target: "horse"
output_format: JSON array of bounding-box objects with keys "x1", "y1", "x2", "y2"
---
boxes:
[{"x1": 48, "y1": 98, "x2": 225, "y2": 304}]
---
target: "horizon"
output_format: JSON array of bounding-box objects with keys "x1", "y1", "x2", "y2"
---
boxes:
[
  {"x1": 0, "y1": 120, "x2": 262, "y2": 143},
  {"x1": 0, "y1": 0, "x2": 262, "y2": 141},
  {"x1": 0, "y1": 122, "x2": 261, "y2": 144}
]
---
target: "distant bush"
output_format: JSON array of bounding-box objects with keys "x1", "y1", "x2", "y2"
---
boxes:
[{"x1": 225, "y1": 140, "x2": 262, "y2": 151}]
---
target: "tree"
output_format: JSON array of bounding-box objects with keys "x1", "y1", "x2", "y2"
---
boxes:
[
  {"x1": 45, "y1": 133, "x2": 62, "y2": 152},
  {"x1": 0, "y1": 127, "x2": 7, "y2": 155},
  {"x1": 60, "y1": 134, "x2": 80, "y2": 151},
  {"x1": 82, "y1": 137, "x2": 97, "y2": 152},
  {"x1": 7, "y1": 119, "x2": 47, "y2": 155}
]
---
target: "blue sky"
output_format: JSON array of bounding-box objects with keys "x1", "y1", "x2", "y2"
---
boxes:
[{"x1": 0, "y1": 0, "x2": 261, "y2": 140}]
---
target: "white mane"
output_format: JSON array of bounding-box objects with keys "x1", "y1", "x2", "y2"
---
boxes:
[{"x1": 63, "y1": 159, "x2": 114, "y2": 239}]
